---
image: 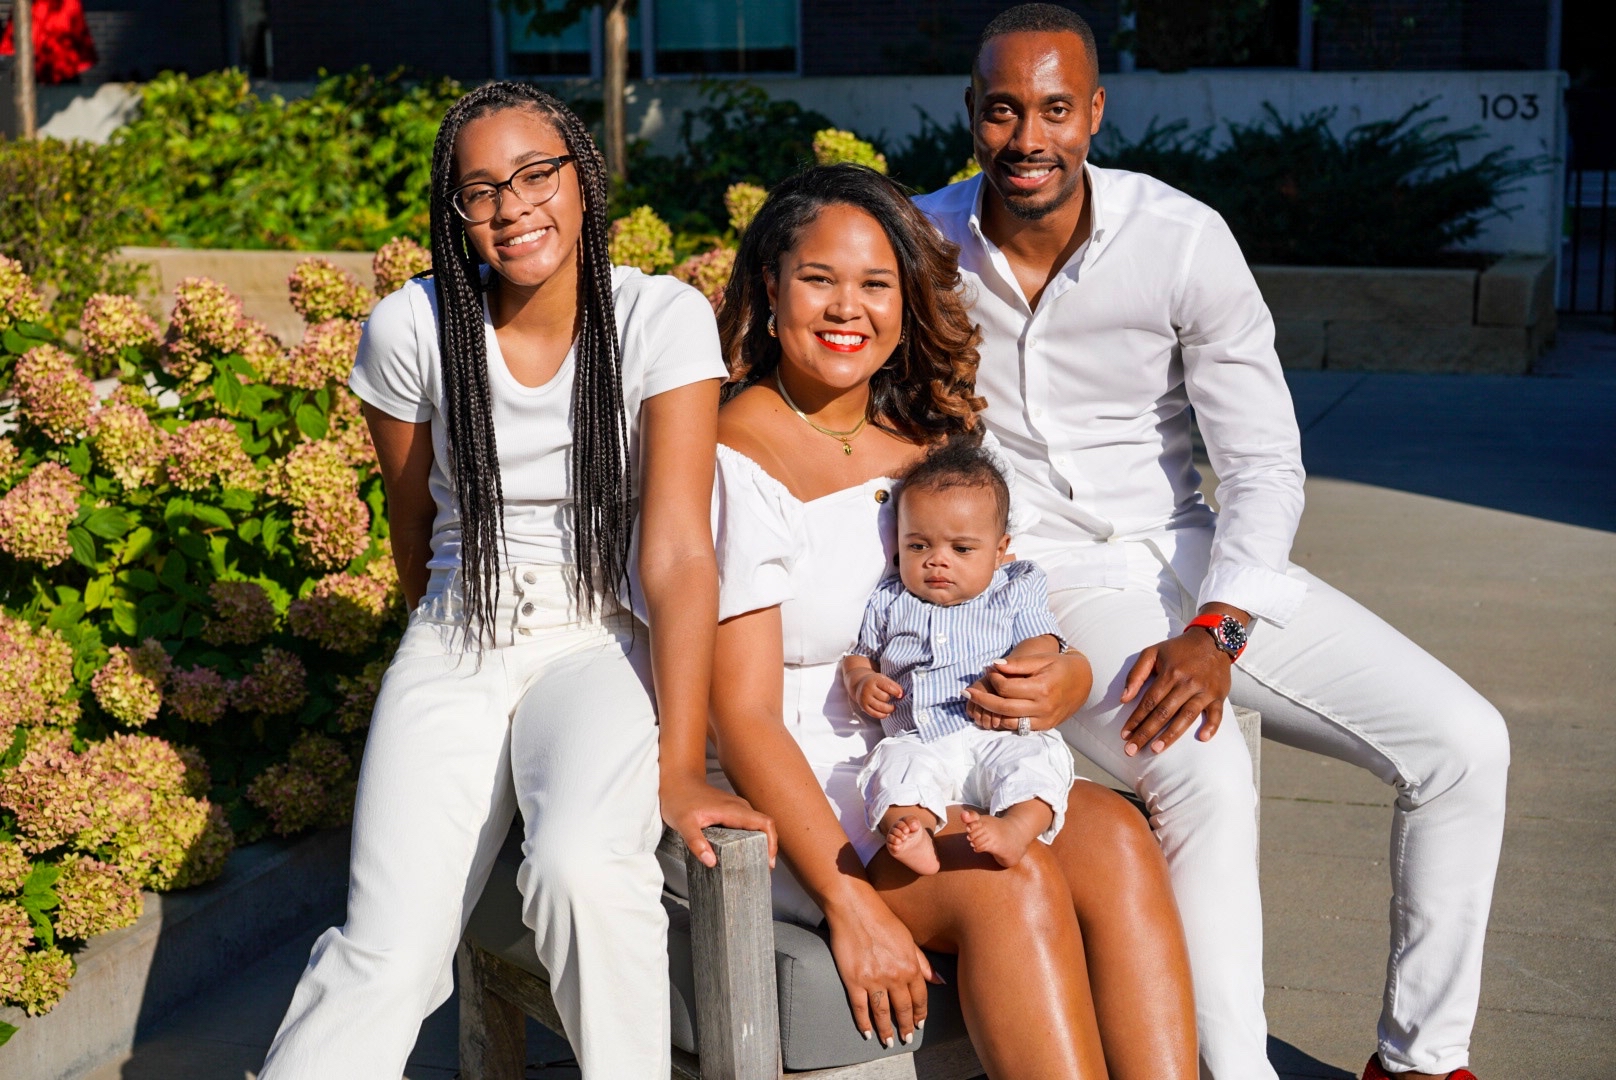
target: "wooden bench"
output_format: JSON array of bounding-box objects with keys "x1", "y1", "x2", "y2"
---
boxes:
[{"x1": 459, "y1": 708, "x2": 1261, "y2": 1079}]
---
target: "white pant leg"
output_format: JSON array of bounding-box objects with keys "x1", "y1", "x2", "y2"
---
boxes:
[
  {"x1": 965, "y1": 729, "x2": 1077, "y2": 842},
  {"x1": 508, "y1": 619, "x2": 670, "y2": 1079},
  {"x1": 1048, "y1": 576, "x2": 1274, "y2": 1080},
  {"x1": 858, "y1": 732, "x2": 962, "y2": 831},
  {"x1": 1232, "y1": 566, "x2": 1508, "y2": 1075},
  {"x1": 260, "y1": 613, "x2": 523, "y2": 1080}
]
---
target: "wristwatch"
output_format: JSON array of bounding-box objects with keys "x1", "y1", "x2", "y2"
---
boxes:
[{"x1": 1186, "y1": 613, "x2": 1248, "y2": 662}]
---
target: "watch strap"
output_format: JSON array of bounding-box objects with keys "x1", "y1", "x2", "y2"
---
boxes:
[{"x1": 1186, "y1": 613, "x2": 1247, "y2": 661}]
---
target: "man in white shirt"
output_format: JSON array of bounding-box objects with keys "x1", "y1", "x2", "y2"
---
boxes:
[{"x1": 914, "y1": 7, "x2": 1507, "y2": 1080}]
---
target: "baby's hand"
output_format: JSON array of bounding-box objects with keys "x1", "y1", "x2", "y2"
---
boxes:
[{"x1": 853, "y1": 671, "x2": 904, "y2": 719}]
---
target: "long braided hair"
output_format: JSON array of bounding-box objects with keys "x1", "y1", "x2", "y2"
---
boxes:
[{"x1": 428, "y1": 82, "x2": 629, "y2": 643}]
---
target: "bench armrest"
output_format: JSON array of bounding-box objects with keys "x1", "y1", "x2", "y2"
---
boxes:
[{"x1": 662, "y1": 826, "x2": 781, "y2": 1080}]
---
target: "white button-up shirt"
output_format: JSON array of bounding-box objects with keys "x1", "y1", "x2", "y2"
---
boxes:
[{"x1": 914, "y1": 167, "x2": 1308, "y2": 626}]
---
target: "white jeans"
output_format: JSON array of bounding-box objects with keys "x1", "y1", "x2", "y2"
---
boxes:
[
  {"x1": 857, "y1": 725, "x2": 1076, "y2": 843},
  {"x1": 260, "y1": 565, "x2": 669, "y2": 1080},
  {"x1": 1051, "y1": 535, "x2": 1508, "y2": 1079}
]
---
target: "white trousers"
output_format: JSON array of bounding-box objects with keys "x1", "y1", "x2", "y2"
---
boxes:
[
  {"x1": 857, "y1": 725, "x2": 1076, "y2": 843},
  {"x1": 260, "y1": 565, "x2": 669, "y2": 1080},
  {"x1": 1050, "y1": 536, "x2": 1508, "y2": 1079}
]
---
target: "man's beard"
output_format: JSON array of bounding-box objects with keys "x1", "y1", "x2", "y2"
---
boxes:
[{"x1": 993, "y1": 159, "x2": 1084, "y2": 220}]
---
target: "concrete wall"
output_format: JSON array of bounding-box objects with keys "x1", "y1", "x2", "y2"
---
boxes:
[{"x1": 11, "y1": 69, "x2": 1565, "y2": 255}]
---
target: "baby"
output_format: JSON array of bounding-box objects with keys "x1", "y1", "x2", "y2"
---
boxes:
[{"x1": 841, "y1": 441, "x2": 1076, "y2": 875}]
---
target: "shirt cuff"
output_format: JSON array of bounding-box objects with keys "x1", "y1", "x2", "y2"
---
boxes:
[{"x1": 1197, "y1": 562, "x2": 1308, "y2": 629}]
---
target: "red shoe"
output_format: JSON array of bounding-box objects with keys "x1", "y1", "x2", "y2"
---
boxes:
[{"x1": 1362, "y1": 1054, "x2": 1478, "y2": 1080}]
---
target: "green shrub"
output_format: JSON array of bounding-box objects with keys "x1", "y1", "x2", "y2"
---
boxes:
[
  {"x1": 0, "y1": 137, "x2": 148, "y2": 342},
  {"x1": 0, "y1": 243, "x2": 422, "y2": 1019},
  {"x1": 109, "y1": 68, "x2": 460, "y2": 251},
  {"x1": 886, "y1": 111, "x2": 975, "y2": 193},
  {"x1": 1090, "y1": 102, "x2": 1543, "y2": 266}
]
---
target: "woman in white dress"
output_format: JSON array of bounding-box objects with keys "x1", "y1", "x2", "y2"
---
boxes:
[{"x1": 707, "y1": 164, "x2": 1198, "y2": 1078}]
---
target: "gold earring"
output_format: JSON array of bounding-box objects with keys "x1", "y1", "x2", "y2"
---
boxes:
[{"x1": 767, "y1": 311, "x2": 777, "y2": 337}]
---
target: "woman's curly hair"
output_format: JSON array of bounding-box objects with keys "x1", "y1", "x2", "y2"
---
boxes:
[{"x1": 717, "y1": 164, "x2": 985, "y2": 444}]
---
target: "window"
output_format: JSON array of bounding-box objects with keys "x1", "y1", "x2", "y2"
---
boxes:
[
  {"x1": 505, "y1": 3, "x2": 643, "y2": 78},
  {"x1": 650, "y1": 0, "x2": 798, "y2": 75}
]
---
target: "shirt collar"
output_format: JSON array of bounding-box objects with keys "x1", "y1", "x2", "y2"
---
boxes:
[{"x1": 965, "y1": 160, "x2": 1108, "y2": 255}]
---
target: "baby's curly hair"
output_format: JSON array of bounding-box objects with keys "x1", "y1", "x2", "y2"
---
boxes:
[
  {"x1": 898, "y1": 440, "x2": 1011, "y2": 534},
  {"x1": 717, "y1": 164, "x2": 985, "y2": 444}
]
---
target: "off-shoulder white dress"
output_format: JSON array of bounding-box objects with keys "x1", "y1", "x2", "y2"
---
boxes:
[{"x1": 703, "y1": 440, "x2": 1048, "y2": 925}]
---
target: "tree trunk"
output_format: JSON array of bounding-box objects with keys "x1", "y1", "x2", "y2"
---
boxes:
[
  {"x1": 14, "y1": 0, "x2": 36, "y2": 138},
  {"x1": 602, "y1": 0, "x2": 628, "y2": 181}
]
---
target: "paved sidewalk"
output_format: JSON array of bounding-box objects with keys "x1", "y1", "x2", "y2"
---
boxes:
[{"x1": 82, "y1": 323, "x2": 1616, "y2": 1080}]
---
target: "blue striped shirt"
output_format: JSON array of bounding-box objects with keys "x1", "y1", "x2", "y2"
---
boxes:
[{"x1": 850, "y1": 560, "x2": 1065, "y2": 743}]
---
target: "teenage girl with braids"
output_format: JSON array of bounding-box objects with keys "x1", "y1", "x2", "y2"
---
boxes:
[{"x1": 259, "y1": 82, "x2": 773, "y2": 1079}]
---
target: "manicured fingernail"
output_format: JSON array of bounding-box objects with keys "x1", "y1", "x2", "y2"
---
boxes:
[
  {"x1": 862, "y1": 1029, "x2": 872, "y2": 1041},
  {"x1": 917, "y1": 1018, "x2": 926, "y2": 1029},
  {"x1": 1152, "y1": 740, "x2": 1165, "y2": 753},
  {"x1": 883, "y1": 1036, "x2": 895, "y2": 1049},
  {"x1": 1124, "y1": 743, "x2": 1137, "y2": 756},
  {"x1": 902, "y1": 1032, "x2": 914, "y2": 1045}
]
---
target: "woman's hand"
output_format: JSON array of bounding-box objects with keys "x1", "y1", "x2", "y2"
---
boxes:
[
  {"x1": 963, "y1": 650, "x2": 1093, "y2": 733},
  {"x1": 660, "y1": 771, "x2": 777, "y2": 869},
  {"x1": 823, "y1": 890, "x2": 943, "y2": 1048}
]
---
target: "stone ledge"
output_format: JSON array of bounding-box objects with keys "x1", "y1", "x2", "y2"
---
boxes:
[
  {"x1": 1253, "y1": 265, "x2": 1477, "y2": 325},
  {"x1": 119, "y1": 247, "x2": 376, "y2": 345},
  {"x1": 0, "y1": 828, "x2": 349, "y2": 1080}
]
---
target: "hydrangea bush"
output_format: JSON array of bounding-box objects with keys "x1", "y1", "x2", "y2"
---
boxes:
[{"x1": 0, "y1": 241, "x2": 426, "y2": 1026}]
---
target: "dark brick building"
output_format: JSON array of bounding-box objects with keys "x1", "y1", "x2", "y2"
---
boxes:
[{"x1": 0, "y1": 1, "x2": 1573, "y2": 84}]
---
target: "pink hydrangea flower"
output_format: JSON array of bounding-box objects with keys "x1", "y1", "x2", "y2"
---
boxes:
[
  {"x1": 84, "y1": 732, "x2": 210, "y2": 801},
  {"x1": 279, "y1": 318, "x2": 363, "y2": 389},
  {"x1": 724, "y1": 182, "x2": 767, "y2": 234},
  {"x1": 608, "y1": 206, "x2": 674, "y2": 274},
  {"x1": 0, "y1": 613, "x2": 79, "y2": 739},
  {"x1": 88, "y1": 399, "x2": 168, "y2": 489},
  {"x1": 271, "y1": 439, "x2": 370, "y2": 569},
  {"x1": 0, "y1": 462, "x2": 83, "y2": 567},
  {"x1": 163, "y1": 277, "x2": 250, "y2": 386},
  {"x1": 0, "y1": 254, "x2": 46, "y2": 327},
  {"x1": 0, "y1": 900, "x2": 31, "y2": 1000},
  {"x1": 79, "y1": 294, "x2": 161, "y2": 364},
  {"x1": 202, "y1": 580, "x2": 278, "y2": 645},
  {"x1": 373, "y1": 236, "x2": 432, "y2": 296},
  {"x1": 52, "y1": 856, "x2": 142, "y2": 940},
  {"x1": 335, "y1": 655, "x2": 390, "y2": 733},
  {"x1": 235, "y1": 646, "x2": 308, "y2": 716},
  {"x1": 91, "y1": 640, "x2": 172, "y2": 728},
  {"x1": 78, "y1": 735, "x2": 229, "y2": 890},
  {"x1": 0, "y1": 437, "x2": 18, "y2": 479},
  {"x1": 166, "y1": 665, "x2": 231, "y2": 725},
  {"x1": 246, "y1": 731, "x2": 355, "y2": 836},
  {"x1": 12, "y1": 945, "x2": 74, "y2": 1015},
  {"x1": 328, "y1": 386, "x2": 376, "y2": 468},
  {"x1": 0, "y1": 731, "x2": 95, "y2": 854},
  {"x1": 14, "y1": 344, "x2": 96, "y2": 443},
  {"x1": 166, "y1": 417, "x2": 260, "y2": 491},
  {"x1": 0, "y1": 842, "x2": 30, "y2": 894},
  {"x1": 673, "y1": 246, "x2": 737, "y2": 312},
  {"x1": 238, "y1": 319, "x2": 288, "y2": 383},
  {"x1": 287, "y1": 258, "x2": 374, "y2": 324},
  {"x1": 288, "y1": 571, "x2": 394, "y2": 652}
]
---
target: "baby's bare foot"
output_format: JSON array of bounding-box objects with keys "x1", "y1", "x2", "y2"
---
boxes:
[
  {"x1": 960, "y1": 808, "x2": 1040, "y2": 868},
  {"x1": 886, "y1": 815, "x2": 941, "y2": 875}
]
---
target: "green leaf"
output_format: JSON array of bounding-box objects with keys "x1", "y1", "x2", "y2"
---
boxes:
[
  {"x1": 219, "y1": 488, "x2": 255, "y2": 511},
  {"x1": 158, "y1": 552, "x2": 188, "y2": 589},
  {"x1": 0, "y1": 727, "x2": 27, "y2": 770},
  {"x1": 1, "y1": 1018, "x2": 16, "y2": 1046},
  {"x1": 68, "y1": 526, "x2": 98, "y2": 568},
  {"x1": 111, "y1": 599, "x2": 139, "y2": 636},
  {"x1": 176, "y1": 532, "x2": 208, "y2": 560},
  {"x1": 122, "y1": 526, "x2": 157, "y2": 562},
  {"x1": 191, "y1": 503, "x2": 233, "y2": 529},
  {"x1": 238, "y1": 517, "x2": 262, "y2": 541},
  {"x1": 84, "y1": 506, "x2": 134, "y2": 539},
  {"x1": 164, "y1": 497, "x2": 196, "y2": 527},
  {"x1": 2, "y1": 327, "x2": 30, "y2": 355},
  {"x1": 295, "y1": 403, "x2": 329, "y2": 439},
  {"x1": 14, "y1": 320, "x2": 52, "y2": 341},
  {"x1": 66, "y1": 441, "x2": 92, "y2": 476},
  {"x1": 119, "y1": 568, "x2": 160, "y2": 592},
  {"x1": 46, "y1": 602, "x2": 87, "y2": 630},
  {"x1": 85, "y1": 575, "x2": 114, "y2": 610},
  {"x1": 261, "y1": 514, "x2": 285, "y2": 554},
  {"x1": 212, "y1": 366, "x2": 244, "y2": 411}
]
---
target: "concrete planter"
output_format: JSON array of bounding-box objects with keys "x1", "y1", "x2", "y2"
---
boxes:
[
  {"x1": 0, "y1": 829, "x2": 348, "y2": 1080},
  {"x1": 1255, "y1": 256, "x2": 1557, "y2": 374},
  {"x1": 119, "y1": 247, "x2": 1557, "y2": 375}
]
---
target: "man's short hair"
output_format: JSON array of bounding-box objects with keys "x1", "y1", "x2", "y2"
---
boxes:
[
  {"x1": 974, "y1": 3, "x2": 1099, "y2": 83},
  {"x1": 897, "y1": 439, "x2": 1012, "y2": 534}
]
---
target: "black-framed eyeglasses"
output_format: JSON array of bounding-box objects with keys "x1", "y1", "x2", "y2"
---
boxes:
[{"x1": 450, "y1": 155, "x2": 577, "y2": 224}]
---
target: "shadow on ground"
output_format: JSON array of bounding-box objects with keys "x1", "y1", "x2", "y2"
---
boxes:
[
  {"x1": 1284, "y1": 321, "x2": 1616, "y2": 533},
  {"x1": 1271, "y1": 1036, "x2": 1357, "y2": 1079}
]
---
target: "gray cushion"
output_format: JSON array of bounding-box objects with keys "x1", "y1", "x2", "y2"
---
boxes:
[{"x1": 463, "y1": 845, "x2": 968, "y2": 1071}]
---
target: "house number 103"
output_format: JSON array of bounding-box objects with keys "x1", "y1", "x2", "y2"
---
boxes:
[{"x1": 1479, "y1": 93, "x2": 1540, "y2": 121}]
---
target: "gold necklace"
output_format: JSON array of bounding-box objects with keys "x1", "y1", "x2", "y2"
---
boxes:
[{"x1": 775, "y1": 372, "x2": 868, "y2": 456}]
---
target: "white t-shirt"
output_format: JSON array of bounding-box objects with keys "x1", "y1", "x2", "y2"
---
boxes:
[{"x1": 350, "y1": 266, "x2": 727, "y2": 570}]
